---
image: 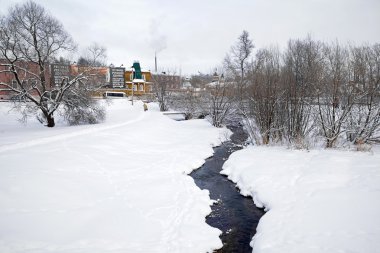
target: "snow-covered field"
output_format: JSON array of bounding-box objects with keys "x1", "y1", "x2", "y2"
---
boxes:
[
  {"x1": 3, "y1": 99, "x2": 379, "y2": 253},
  {"x1": 222, "y1": 146, "x2": 380, "y2": 253},
  {"x1": 0, "y1": 100, "x2": 229, "y2": 253}
]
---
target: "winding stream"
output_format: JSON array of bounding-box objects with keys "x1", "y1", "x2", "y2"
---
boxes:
[{"x1": 190, "y1": 125, "x2": 265, "y2": 252}]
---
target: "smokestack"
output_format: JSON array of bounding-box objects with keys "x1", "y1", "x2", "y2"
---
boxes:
[{"x1": 155, "y1": 51, "x2": 157, "y2": 73}]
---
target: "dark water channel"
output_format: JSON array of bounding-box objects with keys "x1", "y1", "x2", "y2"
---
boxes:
[{"x1": 190, "y1": 125, "x2": 265, "y2": 253}]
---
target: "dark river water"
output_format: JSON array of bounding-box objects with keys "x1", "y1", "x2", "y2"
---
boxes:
[{"x1": 190, "y1": 125, "x2": 265, "y2": 253}]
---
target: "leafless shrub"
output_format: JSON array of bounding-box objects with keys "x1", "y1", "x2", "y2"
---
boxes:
[
  {"x1": 151, "y1": 70, "x2": 179, "y2": 111},
  {"x1": 204, "y1": 79, "x2": 236, "y2": 128},
  {"x1": 345, "y1": 44, "x2": 380, "y2": 145},
  {"x1": 169, "y1": 88, "x2": 201, "y2": 119},
  {"x1": 244, "y1": 46, "x2": 285, "y2": 144},
  {"x1": 60, "y1": 85, "x2": 105, "y2": 125}
]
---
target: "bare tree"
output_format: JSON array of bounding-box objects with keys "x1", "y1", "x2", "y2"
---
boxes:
[
  {"x1": 282, "y1": 37, "x2": 321, "y2": 145},
  {"x1": 345, "y1": 44, "x2": 380, "y2": 144},
  {"x1": 190, "y1": 72, "x2": 213, "y2": 89},
  {"x1": 0, "y1": 1, "x2": 104, "y2": 127},
  {"x1": 0, "y1": 1, "x2": 75, "y2": 127},
  {"x1": 202, "y1": 73, "x2": 235, "y2": 128},
  {"x1": 244, "y1": 47, "x2": 285, "y2": 144},
  {"x1": 315, "y1": 42, "x2": 357, "y2": 148},
  {"x1": 219, "y1": 34, "x2": 379, "y2": 148},
  {"x1": 60, "y1": 43, "x2": 108, "y2": 125},
  {"x1": 152, "y1": 71, "x2": 178, "y2": 111},
  {"x1": 78, "y1": 42, "x2": 107, "y2": 67},
  {"x1": 169, "y1": 88, "x2": 201, "y2": 120},
  {"x1": 224, "y1": 30, "x2": 254, "y2": 101}
]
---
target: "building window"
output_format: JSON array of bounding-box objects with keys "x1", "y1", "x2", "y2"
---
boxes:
[
  {"x1": 133, "y1": 84, "x2": 137, "y2": 91},
  {"x1": 130, "y1": 73, "x2": 133, "y2": 81},
  {"x1": 142, "y1": 74, "x2": 146, "y2": 81},
  {"x1": 139, "y1": 84, "x2": 144, "y2": 91}
]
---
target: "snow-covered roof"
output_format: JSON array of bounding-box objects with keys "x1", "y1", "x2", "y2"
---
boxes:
[
  {"x1": 205, "y1": 81, "x2": 236, "y2": 87},
  {"x1": 132, "y1": 79, "x2": 145, "y2": 83},
  {"x1": 125, "y1": 68, "x2": 150, "y2": 73}
]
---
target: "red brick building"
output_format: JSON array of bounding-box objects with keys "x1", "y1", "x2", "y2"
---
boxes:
[
  {"x1": 0, "y1": 60, "x2": 51, "y2": 100},
  {"x1": 0, "y1": 61, "x2": 109, "y2": 100}
]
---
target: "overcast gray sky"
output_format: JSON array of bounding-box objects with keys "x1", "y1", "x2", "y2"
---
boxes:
[{"x1": 1, "y1": 0, "x2": 379, "y2": 75}]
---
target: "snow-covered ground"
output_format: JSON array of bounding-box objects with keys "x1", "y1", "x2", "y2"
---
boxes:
[
  {"x1": 222, "y1": 146, "x2": 380, "y2": 253},
  {"x1": 0, "y1": 100, "x2": 229, "y2": 253}
]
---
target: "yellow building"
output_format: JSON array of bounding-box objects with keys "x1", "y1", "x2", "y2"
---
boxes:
[
  {"x1": 124, "y1": 68, "x2": 153, "y2": 96},
  {"x1": 97, "y1": 62, "x2": 154, "y2": 98}
]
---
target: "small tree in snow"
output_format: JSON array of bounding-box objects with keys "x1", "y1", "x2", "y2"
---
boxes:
[{"x1": 0, "y1": 1, "x2": 105, "y2": 127}]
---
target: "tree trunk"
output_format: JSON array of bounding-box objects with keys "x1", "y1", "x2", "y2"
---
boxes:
[
  {"x1": 326, "y1": 138, "x2": 336, "y2": 148},
  {"x1": 262, "y1": 135, "x2": 269, "y2": 145},
  {"x1": 46, "y1": 114, "x2": 55, "y2": 127}
]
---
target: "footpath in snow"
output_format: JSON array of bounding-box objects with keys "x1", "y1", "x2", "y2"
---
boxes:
[
  {"x1": 0, "y1": 100, "x2": 228, "y2": 253},
  {"x1": 222, "y1": 146, "x2": 380, "y2": 253}
]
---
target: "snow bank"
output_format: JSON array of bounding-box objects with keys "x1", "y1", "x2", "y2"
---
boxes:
[
  {"x1": 222, "y1": 146, "x2": 380, "y2": 253},
  {"x1": 0, "y1": 100, "x2": 229, "y2": 252}
]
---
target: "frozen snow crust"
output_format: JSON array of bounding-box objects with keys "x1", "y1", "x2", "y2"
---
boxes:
[
  {"x1": 0, "y1": 100, "x2": 227, "y2": 252},
  {"x1": 222, "y1": 146, "x2": 380, "y2": 253}
]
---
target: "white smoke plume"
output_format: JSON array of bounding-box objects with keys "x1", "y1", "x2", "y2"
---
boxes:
[{"x1": 149, "y1": 18, "x2": 167, "y2": 54}]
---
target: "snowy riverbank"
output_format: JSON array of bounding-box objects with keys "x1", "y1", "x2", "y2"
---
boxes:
[
  {"x1": 222, "y1": 146, "x2": 380, "y2": 253},
  {"x1": 0, "y1": 100, "x2": 229, "y2": 252}
]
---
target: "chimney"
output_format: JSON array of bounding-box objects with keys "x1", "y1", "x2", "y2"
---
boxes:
[{"x1": 155, "y1": 52, "x2": 157, "y2": 73}]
